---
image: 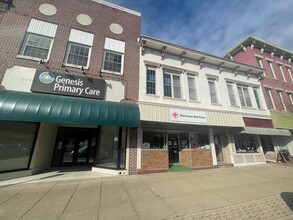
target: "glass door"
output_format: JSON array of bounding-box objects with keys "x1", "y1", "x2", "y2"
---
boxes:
[
  {"x1": 168, "y1": 133, "x2": 179, "y2": 163},
  {"x1": 214, "y1": 134, "x2": 224, "y2": 162}
]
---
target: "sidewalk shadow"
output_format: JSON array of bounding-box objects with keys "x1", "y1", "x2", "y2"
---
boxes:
[{"x1": 281, "y1": 192, "x2": 293, "y2": 211}]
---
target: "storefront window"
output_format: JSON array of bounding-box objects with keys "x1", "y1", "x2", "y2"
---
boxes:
[
  {"x1": 0, "y1": 121, "x2": 38, "y2": 172},
  {"x1": 180, "y1": 133, "x2": 189, "y2": 149},
  {"x1": 96, "y1": 126, "x2": 120, "y2": 168},
  {"x1": 142, "y1": 131, "x2": 165, "y2": 149},
  {"x1": 190, "y1": 133, "x2": 210, "y2": 149},
  {"x1": 234, "y1": 134, "x2": 258, "y2": 153}
]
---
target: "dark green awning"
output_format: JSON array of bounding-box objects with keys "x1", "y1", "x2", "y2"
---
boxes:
[{"x1": 0, "y1": 90, "x2": 140, "y2": 127}]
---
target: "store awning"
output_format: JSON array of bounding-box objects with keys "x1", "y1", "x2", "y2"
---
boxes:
[
  {"x1": 0, "y1": 90, "x2": 140, "y2": 127},
  {"x1": 240, "y1": 127, "x2": 291, "y2": 136}
]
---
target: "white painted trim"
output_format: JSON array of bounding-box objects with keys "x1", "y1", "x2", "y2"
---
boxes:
[{"x1": 92, "y1": 0, "x2": 141, "y2": 16}]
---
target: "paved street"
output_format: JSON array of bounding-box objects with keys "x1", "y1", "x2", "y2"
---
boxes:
[{"x1": 0, "y1": 164, "x2": 292, "y2": 220}]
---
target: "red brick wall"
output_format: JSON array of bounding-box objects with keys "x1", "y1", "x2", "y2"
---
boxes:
[
  {"x1": 180, "y1": 150, "x2": 192, "y2": 167},
  {"x1": 0, "y1": 0, "x2": 141, "y2": 102},
  {"x1": 0, "y1": 13, "x2": 5, "y2": 24},
  {"x1": 232, "y1": 46, "x2": 293, "y2": 112},
  {"x1": 191, "y1": 149, "x2": 213, "y2": 168},
  {"x1": 129, "y1": 128, "x2": 138, "y2": 174},
  {"x1": 138, "y1": 150, "x2": 169, "y2": 173}
]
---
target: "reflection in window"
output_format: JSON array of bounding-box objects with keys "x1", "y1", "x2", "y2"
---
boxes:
[
  {"x1": 142, "y1": 131, "x2": 165, "y2": 149},
  {"x1": 190, "y1": 133, "x2": 210, "y2": 149},
  {"x1": 234, "y1": 134, "x2": 258, "y2": 153},
  {"x1": 0, "y1": 121, "x2": 38, "y2": 172}
]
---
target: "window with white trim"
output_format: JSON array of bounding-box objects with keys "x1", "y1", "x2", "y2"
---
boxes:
[
  {"x1": 277, "y1": 91, "x2": 286, "y2": 111},
  {"x1": 287, "y1": 93, "x2": 293, "y2": 105},
  {"x1": 237, "y1": 85, "x2": 252, "y2": 107},
  {"x1": 256, "y1": 57, "x2": 264, "y2": 68},
  {"x1": 267, "y1": 61, "x2": 276, "y2": 79},
  {"x1": 208, "y1": 78, "x2": 219, "y2": 104},
  {"x1": 64, "y1": 29, "x2": 94, "y2": 68},
  {"x1": 265, "y1": 88, "x2": 275, "y2": 109},
  {"x1": 253, "y1": 88, "x2": 262, "y2": 109},
  {"x1": 227, "y1": 83, "x2": 236, "y2": 106},
  {"x1": 187, "y1": 75, "x2": 198, "y2": 101},
  {"x1": 19, "y1": 19, "x2": 57, "y2": 60},
  {"x1": 277, "y1": 64, "x2": 286, "y2": 82},
  {"x1": 286, "y1": 67, "x2": 293, "y2": 83},
  {"x1": 102, "y1": 37, "x2": 125, "y2": 74},
  {"x1": 163, "y1": 71, "x2": 181, "y2": 98},
  {"x1": 146, "y1": 68, "x2": 156, "y2": 94}
]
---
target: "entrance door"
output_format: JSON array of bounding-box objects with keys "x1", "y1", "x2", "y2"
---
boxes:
[
  {"x1": 52, "y1": 127, "x2": 97, "y2": 166},
  {"x1": 214, "y1": 134, "x2": 224, "y2": 162},
  {"x1": 168, "y1": 133, "x2": 179, "y2": 163}
]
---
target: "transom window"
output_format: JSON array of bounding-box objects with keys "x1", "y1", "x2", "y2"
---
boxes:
[
  {"x1": 103, "y1": 51, "x2": 122, "y2": 73},
  {"x1": 237, "y1": 85, "x2": 252, "y2": 107},
  {"x1": 208, "y1": 79, "x2": 218, "y2": 104},
  {"x1": 163, "y1": 72, "x2": 181, "y2": 98},
  {"x1": 253, "y1": 88, "x2": 261, "y2": 109},
  {"x1": 65, "y1": 43, "x2": 90, "y2": 67},
  {"x1": 146, "y1": 68, "x2": 156, "y2": 94},
  {"x1": 187, "y1": 76, "x2": 198, "y2": 101},
  {"x1": 227, "y1": 83, "x2": 236, "y2": 106}
]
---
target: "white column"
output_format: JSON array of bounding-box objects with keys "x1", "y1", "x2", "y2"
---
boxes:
[
  {"x1": 136, "y1": 127, "x2": 142, "y2": 170},
  {"x1": 256, "y1": 135, "x2": 264, "y2": 154},
  {"x1": 209, "y1": 128, "x2": 217, "y2": 165}
]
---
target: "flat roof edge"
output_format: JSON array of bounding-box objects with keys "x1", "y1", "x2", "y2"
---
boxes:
[{"x1": 92, "y1": 0, "x2": 141, "y2": 16}]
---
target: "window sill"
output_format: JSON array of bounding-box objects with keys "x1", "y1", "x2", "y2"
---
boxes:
[
  {"x1": 230, "y1": 105, "x2": 240, "y2": 108},
  {"x1": 272, "y1": 77, "x2": 278, "y2": 81},
  {"x1": 63, "y1": 63, "x2": 89, "y2": 70},
  {"x1": 145, "y1": 94, "x2": 160, "y2": 98},
  {"x1": 211, "y1": 103, "x2": 222, "y2": 106},
  {"x1": 163, "y1": 96, "x2": 186, "y2": 102},
  {"x1": 17, "y1": 55, "x2": 48, "y2": 63},
  {"x1": 100, "y1": 69, "x2": 123, "y2": 76},
  {"x1": 189, "y1": 100, "x2": 201, "y2": 104},
  {"x1": 241, "y1": 106, "x2": 257, "y2": 110}
]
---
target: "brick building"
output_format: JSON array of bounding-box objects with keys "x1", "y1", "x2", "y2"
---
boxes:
[
  {"x1": 224, "y1": 36, "x2": 293, "y2": 158},
  {"x1": 136, "y1": 36, "x2": 287, "y2": 173},
  {"x1": 0, "y1": 0, "x2": 141, "y2": 180}
]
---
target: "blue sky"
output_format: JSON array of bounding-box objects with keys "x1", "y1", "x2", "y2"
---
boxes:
[{"x1": 106, "y1": 0, "x2": 293, "y2": 56}]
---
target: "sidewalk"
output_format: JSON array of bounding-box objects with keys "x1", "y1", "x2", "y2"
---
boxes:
[{"x1": 0, "y1": 164, "x2": 292, "y2": 220}]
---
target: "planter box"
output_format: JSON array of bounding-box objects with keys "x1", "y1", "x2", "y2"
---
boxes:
[
  {"x1": 180, "y1": 149, "x2": 213, "y2": 169},
  {"x1": 138, "y1": 149, "x2": 168, "y2": 174}
]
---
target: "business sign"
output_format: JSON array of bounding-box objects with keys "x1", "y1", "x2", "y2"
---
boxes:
[
  {"x1": 31, "y1": 70, "x2": 105, "y2": 99},
  {"x1": 170, "y1": 108, "x2": 208, "y2": 124}
]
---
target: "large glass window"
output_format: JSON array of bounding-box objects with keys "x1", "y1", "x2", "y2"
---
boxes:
[
  {"x1": 234, "y1": 134, "x2": 258, "y2": 153},
  {"x1": 227, "y1": 83, "x2": 236, "y2": 106},
  {"x1": 237, "y1": 85, "x2": 252, "y2": 107},
  {"x1": 163, "y1": 72, "x2": 181, "y2": 98},
  {"x1": 0, "y1": 121, "x2": 38, "y2": 172},
  {"x1": 142, "y1": 131, "x2": 165, "y2": 149},
  {"x1": 190, "y1": 133, "x2": 210, "y2": 149},
  {"x1": 208, "y1": 79, "x2": 218, "y2": 104},
  {"x1": 96, "y1": 126, "x2": 126, "y2": 169},
  {"x1": 103, "y1": 51, "x2": 123, "y2": 73},
  {"x1": 65, "y1": 43, "x2": 90, "y2": 67},
  {"x1": 188, "y1": 76, "x2": 198, "y2": 101},
  {"x1": 146, "y1": 68, "x2": 156, "y2": 94},
  {"x1": 20, "y1": 33, "x2": 53, "y2": 60}
]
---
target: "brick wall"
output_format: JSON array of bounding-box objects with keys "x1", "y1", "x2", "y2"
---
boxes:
[
  {"x1": 232, "y1": 46, "x2": 293, "y2": 113},
  {"x1": 0, "y1": 0, "x2": 141, "y2": 102},
  {"x1": 190, "y1": 149, "x2": 213, "y2": 168},
  {"x1": 138, "y1": 150, "x2": 169, "y2": 174},
  {"x1": 129, "y1": 128, "x2": 138, "y2": 174},
  {"x1": 180, "y1": 150, "x2": 192, "y2": 167}
]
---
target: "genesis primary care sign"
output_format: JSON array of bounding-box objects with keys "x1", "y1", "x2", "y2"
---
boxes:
[{"x1": 31, "y1": 70, "x2": 105, "y2": 99}]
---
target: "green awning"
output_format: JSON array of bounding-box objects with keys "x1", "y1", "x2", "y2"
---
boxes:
[{"x1": 0, "y1": 90, "x2": 140, "y2": 127}]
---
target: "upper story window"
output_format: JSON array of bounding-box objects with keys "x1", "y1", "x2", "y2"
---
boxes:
[
  {"x1": 265, "y1": 88, "x2": 275, "y2": 109},
  {"x1": 187, "y1": 75, "x2": 198, "y2": 101},
  {"x1": 267, "y1": 60, "x2": 276, "y2": 79},
  {"x1": 146, "y1": 68, "x2": 156, "y2": 94},
  {"x1": 277, "y1": 64, "x2": 286, "y2": 82},
  {"x1": 286, "y1": 67, "x2": 293, "y2": 83},
  {"x1": 103, "y1": 37, "x2": 125, "y2": 74},
  {"x1": 226, "y1": 83, "x2": 237, "y2": 106},
  {"x1": 277, "y1": 91, "x2": 286, "y2": 111},
  {"x1": 19, "y1": 19, "x2": 57, "y2": 61},
  {"x1": 253, "y1": 88, "x2": 262, "y2": 109},
  {"x1": 256, "y1": 57, "x2": 264, "y2": 68},
  {"x1": 163, "y1": 71, "x2": 181, "y2": 98},
  {"x1": 208, "y1": 78, "x2": 219, "y2": 104},
  {"x1": 64, "y1": 29, "x2": 94, "y2": 68},
  {"x1": 237, "y1": 85, "x2": 252, "y2": 107},
  {"x1": 287, "y1": 92, "x2": 293, "y2": 105}
]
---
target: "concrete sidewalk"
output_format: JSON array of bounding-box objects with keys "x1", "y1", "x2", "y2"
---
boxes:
[{"x1": 0, "y1": 164, "x2": 292, "y2": 220}]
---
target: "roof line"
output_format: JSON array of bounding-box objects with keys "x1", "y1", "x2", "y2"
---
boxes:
[{"x1": 92, "y1": 0, "x2": 141, "y2": 16}]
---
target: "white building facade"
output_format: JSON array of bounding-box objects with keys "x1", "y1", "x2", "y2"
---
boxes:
[{"x1": 136, "y1": 36, "x2": 288, "y2": 173}]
